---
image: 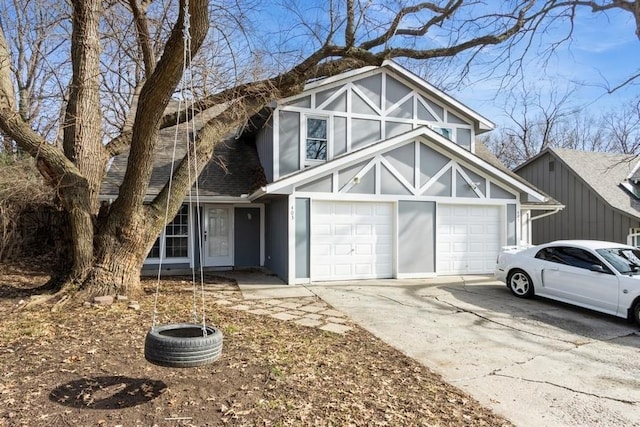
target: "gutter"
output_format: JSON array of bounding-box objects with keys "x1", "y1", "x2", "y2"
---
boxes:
[
  {"x1": 530, "y1": 207, "x2": 563, "y2": 221},
  {"x1": 247, "y1": 186, "x2": 267, "y2": 201}
]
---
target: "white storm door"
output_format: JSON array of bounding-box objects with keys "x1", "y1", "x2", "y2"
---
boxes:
[
  {"x1": 311, "y1": 201, "x2": 393, "y2": 281},
  {"x1": 204, "y1": 206, "x2": 233, "y2": 266},
  {"x1": 437, "y1": 205, "x2": 501, "y2": 274}
]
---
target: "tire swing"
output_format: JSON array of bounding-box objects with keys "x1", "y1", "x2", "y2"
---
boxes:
[{"x1": 144, "y1": 1, "x2": 222, "y2": 368}]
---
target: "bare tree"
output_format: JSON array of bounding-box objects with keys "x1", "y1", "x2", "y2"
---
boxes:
[
  {"x1": 555, "y1": 112, "x2": 606, "y2": 152},
  {"x1": 0, "y1": 0, "x2": 638, "y2": 298},
  {"x1": 482, "y1": 83, "x2": 580, "y2": 168},
  {"x1": 0, "y1": 0, "x2": 69, "y2": 153},
  {"x1": 601, "y1": 97, "x2": 640, "y2": 154},
  {"x1": 484, "y1": 89, "x2": 640, "y2": 169}
]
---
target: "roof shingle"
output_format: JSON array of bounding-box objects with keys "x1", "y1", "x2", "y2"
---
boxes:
[{"x1": 101, "y1": 110, "x2": 264, "y2": 199}]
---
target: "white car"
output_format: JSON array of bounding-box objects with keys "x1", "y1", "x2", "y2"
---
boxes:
[{"x1": 495, "y1": 240, "x2": 640, "y2": 325}]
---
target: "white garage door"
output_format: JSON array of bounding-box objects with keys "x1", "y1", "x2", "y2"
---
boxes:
[
  {"x1": 311, "y1": 201, "x2": 393, "y2": 281},
  {"x1": 437, "y1": 205, "x2": 501, "y2": 274}
]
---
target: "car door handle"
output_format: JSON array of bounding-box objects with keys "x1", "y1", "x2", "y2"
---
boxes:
[{"x1": 546, "y1": 267, "x2": 559, "y2": 271}]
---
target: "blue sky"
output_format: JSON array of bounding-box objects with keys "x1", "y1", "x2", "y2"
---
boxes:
[
  {"x1": 254, "y1": 2, "x2": 639, "y2": 130},
  {"x1": 450, "y1": 6, "x2": 640, "y2": 129}
]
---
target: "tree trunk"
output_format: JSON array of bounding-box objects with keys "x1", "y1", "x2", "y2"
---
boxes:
[
  {"x1": 85, "y1": 241, "x2": 146, "y2": 297},
  {"x1": 81, "y1": 201, "x2": 164, "y2": 296}
]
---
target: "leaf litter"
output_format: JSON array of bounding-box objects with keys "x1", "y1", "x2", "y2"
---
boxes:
[{"x1": 0, "y1": 261, "x2": 512, "y2": 426}]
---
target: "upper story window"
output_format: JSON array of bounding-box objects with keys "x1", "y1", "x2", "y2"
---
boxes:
[
  {"x1": 434, "y1": 126, "x2": 452, "y2": 140},
  {"x1": 306, "y1": 117, "x2": 328, "y2": 162}
]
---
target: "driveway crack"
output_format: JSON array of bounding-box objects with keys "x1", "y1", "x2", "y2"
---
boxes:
[
  {"x1": 374, "y1": 293, "x2": 420, "y2": 307},
  {"x1": 490, "y1": 373, "x2": 639, "y2": 405},
  {"x1": 431, "y1": 296, "x2": 581, "y2": 345}
]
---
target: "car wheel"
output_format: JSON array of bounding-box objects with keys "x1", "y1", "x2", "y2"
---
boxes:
[
  {"x1": 631, "y1": 301, "x2": 640, "y2": 326},
  {"x1": 507, "y1": 269, "x2": 534, "y2": 298}
]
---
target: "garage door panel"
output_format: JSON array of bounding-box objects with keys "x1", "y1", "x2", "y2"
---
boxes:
[
  {"x1": 356, "y1": 224, "x2": 372, "y2": 235},
  {"x1": 376, "y1": 244, "x2": 392, "y2": 255},
  {"x1": 355, "y1": 244, "x2": 372, "y2": 255},
  {"x1": 334, "y1": 244, "x2": 352, "y2": 256},
  {"x1": 334, "y1": 204, "x2": 353, "y2": 215},
  {"x1": 377, "y1": 224, "x2": 393, "y2": 235},
  {"x1": 355, "y1": 264, "x2": 372, "y2": 275},
  {"x1": 315, "y1": 244, "x2": 331, "y2": 256},
  {"x1": 315, "y1": 224, "x2": 331, "y2": 235},
  {"x1": 453, "y1": 224, "x2": 467, "y2": 235},
  {"x1": 438, "y1": 204, "x2": 501, "y2": 275},
  {"x1": 355, "y1": 204, "x2": 373, "y2": 215},
  {"x1": 312, "y1": 201, "x2": 393, "y2": 281},
  {"x1": 468, "y1": 242, "x2": 484, "y2": 252}
]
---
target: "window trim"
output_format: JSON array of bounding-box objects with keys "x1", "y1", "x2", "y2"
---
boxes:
[
  {"x1": 145, "y1": 204, "x2": 191, "y2": 264},
  {"x1": 628, "y1": 227, "x2": 640, "y2": 246},
  {"x1": 304, "y1": 115, "x2": 330, "y2": 166}
]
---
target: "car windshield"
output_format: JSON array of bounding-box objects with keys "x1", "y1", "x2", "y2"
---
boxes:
[{"x1": 596, "y1": 247, "x2": 640, "y2": 275}]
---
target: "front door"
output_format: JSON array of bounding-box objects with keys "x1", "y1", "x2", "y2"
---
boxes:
[{"x1": 204, "y1": 206, "x2": 233, "y2": 266}]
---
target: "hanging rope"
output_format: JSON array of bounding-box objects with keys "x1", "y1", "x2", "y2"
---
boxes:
[
  {"x1": 182, "y1": 0, "x2": 209, "y2": 334},
  {"x1": 151, "y1": 0, "x2": 208, "y2": 336}
]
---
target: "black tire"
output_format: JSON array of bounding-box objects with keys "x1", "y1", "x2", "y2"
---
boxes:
[
  {"x1": 631, "y1": 301, "x2": 640, "y2": 326},
  {"x1": 507, "y1": 269, "x2": 534, "y2": 298},
  {"x1": 144, "y1": 323, "x2": 223, "y2": 368}
]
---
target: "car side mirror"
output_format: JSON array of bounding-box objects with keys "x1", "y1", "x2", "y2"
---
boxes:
[{"x1": 589, "y1": 264, "x2": 606, "y2": 273}]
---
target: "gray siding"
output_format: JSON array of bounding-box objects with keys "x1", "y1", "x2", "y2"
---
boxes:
[
  {"x1": 256, "y1": 117, "x2": 274, "y2": 182},
  {"x1": 455, "y1": 171, "x2": 478, "y2": 198},
  {"x1": 298, "y1": 176, "x2": 332, "y2": 192},
  {"x1": 456, "y1": 128, "x2": 471, "y2": 150},
  {"x1": 517, "y1": 152, "x2": 640, "y2": 244},
  {"x1": 279, "y1": 111, "x2": 300, "y2": 176},
  {"x1": 507, "y1": 204, "x2": 516, "y2": 245},
  {"x1": 271, "y1": 70, "x2": 478, "y2": 180},
  {"x1": 398, "y1": 201, "x2": 435, "y2": 274},
  {"x1": 141, "y1": 263, "x2": 190, "y2": 275},
  {"x1": 334, "y1": 116, "x2": 347, "y2": 156},
  {"x1": 264, "y1": 197, "x2": 289, "y2": 280},
  {"x1": 234, "y1": 207, "x2": 261, "y2": 267},
  {"x1": 295, "y1": 198, "x2": 310, "y2": 278},
  {"x1": 381, "y1": 166, "x2": 412, "y2": 195},
  {"x1": 384, "y1": 144, "x2": 415, "y2": 184}
]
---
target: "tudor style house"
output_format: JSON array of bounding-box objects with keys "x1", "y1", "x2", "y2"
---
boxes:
[{"x1": 101, "y1": 61, "x2": 561, "y2": 284}]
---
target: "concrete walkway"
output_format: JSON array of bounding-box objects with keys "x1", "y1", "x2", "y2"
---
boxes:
[{"x1": 212, "y1": 271, "x2": 352, "y2": 334}]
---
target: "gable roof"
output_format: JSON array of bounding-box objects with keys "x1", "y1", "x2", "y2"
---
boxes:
[
  {"x1": 251, "y1": 126, "x2": 553, "y2": 204},
  {"x1": 473, "y1": 142, "x2": 561, "y2": 208},
  {"x1": 515, "y1": 148, "x2": 640, "y2": 220},
  {"x1": 278, "y1": 60, "x2": 494, "y2": 134},
  {"x1": 101, "y1": 112, "x2": 264, "y2": 201}
]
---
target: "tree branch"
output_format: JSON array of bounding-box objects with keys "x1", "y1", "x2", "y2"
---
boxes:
[
  {"x1": 345, "y1": 0, "x2": 356, "y2": 48},
  {"x1": 0, "y1": 24, "x2": 16, "y2": 110},
  {"x1": 359, "y1": 1, "x2": 462, "y2": 51},
  {"x1": 112, "y1": 0, "x2": 209, "y2": 215},
  {"x1": 128, "y1": 0, "x2": 156, "y2": 77}
]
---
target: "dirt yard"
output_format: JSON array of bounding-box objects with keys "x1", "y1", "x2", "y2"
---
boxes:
[{"x1": 0, "y1": 261, "x2": 511, "y2": 426}]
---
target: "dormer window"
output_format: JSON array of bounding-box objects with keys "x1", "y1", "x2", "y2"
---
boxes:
[{"x1": 306, "y1": 117, "x2": 328, "y2": 162}]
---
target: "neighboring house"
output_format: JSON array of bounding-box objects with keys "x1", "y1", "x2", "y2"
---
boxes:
[
  {"x1": 102, "y1": 61, "x2": 560, "y2": 284},
  {"x1": 515, "y1": 148, "x2": 640, "y2": 245}
]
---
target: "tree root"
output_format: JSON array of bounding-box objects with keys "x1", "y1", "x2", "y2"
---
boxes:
[{"x1": 21, "y1": 284, "x2": 79, "y2": 311}]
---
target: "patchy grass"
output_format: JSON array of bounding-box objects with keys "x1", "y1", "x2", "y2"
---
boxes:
[{"x1": 0, "y1": 262, "x2": 511, "y2": 426}]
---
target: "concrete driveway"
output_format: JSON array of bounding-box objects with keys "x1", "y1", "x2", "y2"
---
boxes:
[{"x1": 307, "y1": 276, "x2": 640, "y2": 427}]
